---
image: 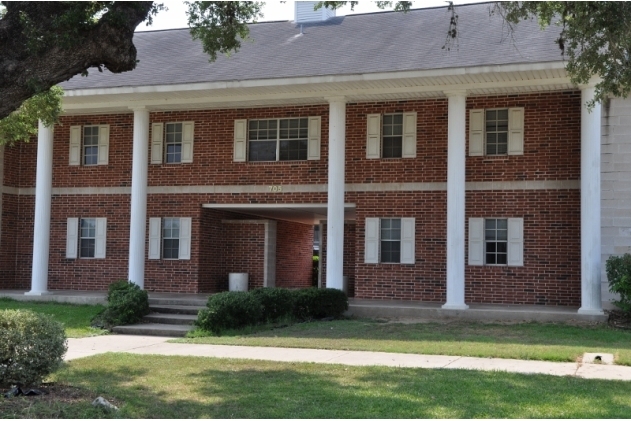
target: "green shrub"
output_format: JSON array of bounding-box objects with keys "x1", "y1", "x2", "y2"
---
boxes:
[
  {"x1": 0, "y1": 309, "x2": 67, "y2": 387},
  {"x1": 196, "y1": 291, "x2": 263, "y2": 335},
  {"x1": 292, "y1": 288, "x2": 348, "y2": 321},
  {"x1": 92, "y1": 280, "x2": 149, "y2": 328},
  {"x1": 251, "y1": 287, "x2": 294, "y2": 322},
  {"x1": 606, "y1": 253, "x2": 631, "y2": 314}
]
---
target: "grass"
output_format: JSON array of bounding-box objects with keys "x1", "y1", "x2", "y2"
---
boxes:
[
  {"x1": 0, "y1": 298, "x2": 107, "y2": 338},
  {"x1": 177, "y1": 318, "x2": 631, "y2": 365},
  {"x1": 2, "y1": 353, "x2": 631, "y2": 418}
]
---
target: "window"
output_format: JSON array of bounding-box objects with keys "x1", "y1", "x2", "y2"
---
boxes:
[
  {"x1": 468, "y1": 217, "x2": 523, "y2": 266},
  {"x1": 165, "y1": 123, "x2": 182, "y2": 163},
  {"x1": 66, "y1": 217, "x2": 106, "y2": 259},
  {"x1": 382, "y1": 114, "x2": 403, "y2": 158},
  {"x1": 148, "y1": 217, "x2": 192, "y2": 260},
  {"x1": 484, "y1": 218, "x2": 507, "y2": 265},
  {"x1": 162, "y1": 218, "x2": 180, "y2": 259},
  {"x1": 69, "y1": 125, "x2": 109, "y2": 166},
  {"x1": 150, "y1": 122, "x2": 194, "y2": 164},
  {"x1": 83, "y1": 126, "x2": 99, "y2": 165},
  {"x1": 248, "y1": 118, "x2": 308, "y2": 161},
  {"x1": 485, "y1": 110, "x2": 508, "y2": 155},
  {"x1": 80, "y1": 218, "x2": 96, "y2": 258},
  {"x1": 380, "y1": 218, "x2": 401, "y2": 263},
  {"x1": 469, "y1": 108, "x2": 524, "y2": 156},
  {"x1": 366, "y1": 112, "x2": 416, "y2": 159},
  {"x1": 233, "y1": 117, "x2": 321, "y2": 162},
  {"x1": 365, "y1": 217, "x2": 415, "y2": 264}
]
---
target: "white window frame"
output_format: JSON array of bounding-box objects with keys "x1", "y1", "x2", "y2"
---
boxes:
[
  {"x1": 162, "y1": 217, "x2": 180, "y2": 259},
  {"x1": 82, "y1": 126, "x2": 100, "y2": 166},
  {"x1": 151, "y1": 121, "x2": 194, "y2": 165},
  {"x1": 468, "y1": 217, "x2": 523, "y2": 267},
  {"x1": 469, "y1": 107, "x2": 524, "y2": 157},
  {"x1": 247, "y1": 117, "x2": 309, "y2": 162},
  {"x1": 483, "y1": 218, "x2": 508, "y2": 266},
  {"x1": 366, "y1": 112, "x2": 416, "y2": 159},
  {"x1": 148, "y1": 217, "x2": 191, "y2": 260},
  {"x1": 66, "y1": 217, "x2": 106, "y2": 259},
  {"x1": 365, "y1": 217, "x2": 415, "y2": 264},
  {"x1": 69, "y1": 125, "x2": 109, "y2": 166},
  {"x1": 164, "y1": 122, "x2": 183, "y2": 164}
]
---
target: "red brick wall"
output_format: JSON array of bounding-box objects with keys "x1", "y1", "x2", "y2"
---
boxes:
[
  {"x1": 465, "y1": 189, "x2": 581, "y2": 306},
  {"x1": 222, "y1": 222, "x2": 266, "y2": 290},
  {"x1": 276, "y1": 220, "x2": 314, "y2": 288},
  {"x1": 345, "y1": 99, "x2": 448, "y2": 184},
  {"x1": 466, "y1": 92, "x2": 581, "y2": 182},
  {"x1": 0, "y1": 93, "x2": 584, "y2": 306}
]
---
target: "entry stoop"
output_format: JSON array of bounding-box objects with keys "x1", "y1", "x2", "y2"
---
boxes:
[{"x1": 112, "y1": 296, "x2": 207, "y2": 337}]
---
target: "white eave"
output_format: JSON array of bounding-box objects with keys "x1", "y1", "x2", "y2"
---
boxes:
[{"x1": 61, "y1": 61, "x2": 573, "y2": 115}]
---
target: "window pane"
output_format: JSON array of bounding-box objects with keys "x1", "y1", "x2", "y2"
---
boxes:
[
  {"x1": 486, "y1": 110, "x2": 496, "y2": 121},
  {"x1": 163, "y1": 239, "x2": 179, "y2": 259},
  {"x1": 80, "y1": 238, "x2": 95, "y2": 258},
  {"x1": 249, "y1": 141, "x2": 277, "y2": 161},
  {"x1": 497, "y1": 109, "x2": 509, "y2": 120},
  {"x1": 486, "y1": 253, "x2": 496, "y2": 265},
  {"x1": 496, "y1": 254, "x2": 507, "y2": 265},
  {"x1": 382, "y1": 137, "x2": 402, "y2": 158}
]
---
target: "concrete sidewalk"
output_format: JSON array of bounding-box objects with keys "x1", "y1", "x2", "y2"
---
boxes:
[{"x1": 65, "y1": 335, "x2": 631, "y2": 382}]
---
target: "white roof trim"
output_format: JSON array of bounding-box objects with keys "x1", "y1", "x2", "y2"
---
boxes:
[{"x1": 63, "y1": 61, "x2": 567, "y2": 98}]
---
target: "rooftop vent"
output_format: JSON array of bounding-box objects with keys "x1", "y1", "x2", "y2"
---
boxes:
[{"x1": 294, "y1": 1, "x2": 336, "y2": 23}]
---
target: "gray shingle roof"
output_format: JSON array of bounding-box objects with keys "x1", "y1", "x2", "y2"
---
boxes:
[{"x1": 61, "y1": 2, "x2": 562, "y2": 91}]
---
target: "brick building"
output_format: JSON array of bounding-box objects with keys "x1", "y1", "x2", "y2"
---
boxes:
[{"x1": 2, "y1": 2, "x2": 629, "y2": 316}]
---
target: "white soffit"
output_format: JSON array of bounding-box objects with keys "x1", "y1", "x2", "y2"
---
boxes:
[{"x1": 61, "y1": 62, "x2": 573, "y2": 114}]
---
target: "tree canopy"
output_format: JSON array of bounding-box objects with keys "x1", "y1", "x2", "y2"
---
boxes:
[{"x1": 1, "y1": 1, "x2": 630, "y2": 143}]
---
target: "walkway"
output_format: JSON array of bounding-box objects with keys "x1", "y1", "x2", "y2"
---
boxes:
[{"x1": 66, "y1": 335, "x2": 631, "y2": 382}]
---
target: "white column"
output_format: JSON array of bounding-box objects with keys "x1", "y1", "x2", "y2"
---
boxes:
[
  {"x1": 443, "y1": 91, "x2": 469, "y2": 310},
  {"x1": 27, "y1": 121, "x2": 54, "y2": 295},
  {"x1": 578, "y1": 82, "x2": 603, "y2": 315},
  {"x1": 326, "y1": 97, "x2": 346, "y2": 290},
  {"x1": 128, "y1": 108, "x2": 150, "y2": 288}
]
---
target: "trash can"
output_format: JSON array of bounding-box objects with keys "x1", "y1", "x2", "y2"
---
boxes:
[{"x1": 229, "y1": 273, "x2": 248, "y2": 292}]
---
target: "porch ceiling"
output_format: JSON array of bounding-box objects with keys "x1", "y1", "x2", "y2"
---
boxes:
[
  {"x1": 61, "y1": 63, "x2": 573, "y2": 115},
  {"x1": 202, "y1": 203, "x2": 356, "y2": 225}
]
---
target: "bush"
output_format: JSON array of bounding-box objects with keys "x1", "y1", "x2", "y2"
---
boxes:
[
  {"x1": 0, "y1": 309, "x2": 67, "y2": 387},
  {"x1": 92, "y1": 280, "x2": 149, "y2": 328},
  {"x1": 606, "y1": 253, "x2": 631, "y2": 314},
  {"x1": 196, "y1": 291, "x2": 263, "y2": 335},
  {"x1": 292, "y1": 288, "x2": 348, "y2": 321},
  {"x1": 250, "y1": 287, "x2": 294, "y2": 322}
]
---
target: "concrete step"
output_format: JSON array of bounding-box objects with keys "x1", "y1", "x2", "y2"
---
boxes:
[
  {"x1": 144, "y1": 313, "x2": 197, "y2": 325},
  {"x1": 112, "y1": 323, "x2": 193, "y2": 337},
  {"x1": 149, "y1": 297, "x2": 208, "y2": 307},
  {"x1": 149, "y1": 304, "x2": 205, "y2": 315}
]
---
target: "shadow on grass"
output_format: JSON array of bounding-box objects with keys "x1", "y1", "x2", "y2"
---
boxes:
[{"x1": 53, "y1": 354, "x2": 631, "y2": 419}]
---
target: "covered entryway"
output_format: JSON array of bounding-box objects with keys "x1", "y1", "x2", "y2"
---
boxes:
[{"x1": 200, "y1": 203, "x2": 356, "y2": 293}]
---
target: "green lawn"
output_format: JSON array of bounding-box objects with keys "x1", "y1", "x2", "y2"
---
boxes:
[
  {"x1": 2, "y1": 353, "x2": 631, "y2": 418},
  {"x1": 178, "y1": 318, "x2": 631, "y2": 365},
  {"x1": 0, "y1": 298, "x2": 107, "y2": 338}
]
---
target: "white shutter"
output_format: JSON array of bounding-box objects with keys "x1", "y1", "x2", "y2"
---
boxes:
[
  {"x1": 148, "y1": 217, "x2": 161, "y2": 259},
  {"x1": 66, "y1": 218, "x2": 79, "y2": 259},
  {"x1": 402, "y1": 112, "x2": 417, "y2": 158},
  {"x1": 366, "y1": 114, "x2": 381, "y2": 159},
  {"x1": 234, "y1": 119, "x2": 247, "y2": 162},
  {"x1": 307, "y1": 116, "x2": 321, "y2": 160},
  {"x1": 69, "y1": 126, "x2": 81, "y2": 166},
  {"x1": 151, "y1": 123, "x2": 164, "y2": 164},
  {"x1": 507, "y1": 108, "x2": 524, "y2": 155},
  {"x1": 179, "y1": 217, "x2": 192, "y2": 260},
  {"x1": 364, "y1": 218, "x2": 380, "y2": 263},
  {"x1": 181, "y1": 121, "x2": 194, "y2": 163},
  {"x1": 97, "y1": 125, "x2": 109, "y2": 165},
  {"x1": 400, "y1": 217, "x2": 416, "y2": 264},
  {"x1": 468, "y1": 218, "x2": 484, "y2": 266},
  {"x1": 94, "y1": 217, "x2": 107, "y2": 258},
  {"x1": 469, "y1": 109, "x2": 484, "y2": 156},
  {"x1": 507, "y1": 217, "x2": 524, "y2": 266}
]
